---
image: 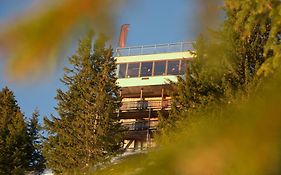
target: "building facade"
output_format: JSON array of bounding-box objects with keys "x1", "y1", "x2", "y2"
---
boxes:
[{"x1": 116, "y1": 42, "x2": 194, "y2": 151}]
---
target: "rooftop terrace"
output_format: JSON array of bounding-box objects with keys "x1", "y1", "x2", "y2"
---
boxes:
[{"x1": 115, "y1": 41, "x2": 194, "y2": 57}]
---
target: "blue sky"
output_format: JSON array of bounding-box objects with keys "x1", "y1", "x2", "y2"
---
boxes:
[{"x1": 0, "y1": 0, "x2": 199, "y2": 121}]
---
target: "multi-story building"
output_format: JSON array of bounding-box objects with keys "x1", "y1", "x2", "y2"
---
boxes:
[{"x1": 115, "y1": 42, "x2": 194, "y2": 151}]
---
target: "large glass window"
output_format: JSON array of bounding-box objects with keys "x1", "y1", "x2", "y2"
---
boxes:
[
  {"x1": 167, "y1": 60, "x2": 180, "y2": 75},
  {"x1": 127, "y1": 63, "x2": 140, "y2": 78},
  {"x1": 118, "y1": 64, "x2": 127, "y2": 78},
  {"x1": 154, "y1": 61, "x2": 166, "y2": 76},
  {"x1": 180, "y1": 60, "x2": 187, "y2": 75},
  {"x1": 141, "y1": 62, "x2": 153, "y2": 77}
]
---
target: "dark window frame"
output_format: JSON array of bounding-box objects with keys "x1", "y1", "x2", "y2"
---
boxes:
[
  {"x1": 118, "y1": 63, "x2": 127, "y2": 78},
  {"x1": 153, "y1": 60, "x2": 167, "y2": 76},
  {"x1": 180, "y1": 59, "x2": 188, "y2": 75},
  {"x1": 167, "y1": 60, "x2": 180, "y2": 75},
  {"x1": 127, "y1": 62, "x2": 140, "y2": 78},
  {"x1": 140, "y1": 61, "x2": 153, "y2": 77}
]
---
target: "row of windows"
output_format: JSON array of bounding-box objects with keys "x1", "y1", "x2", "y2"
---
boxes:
[{"x1": 118, "y1": 59, "x2": 187, "y2": 78}]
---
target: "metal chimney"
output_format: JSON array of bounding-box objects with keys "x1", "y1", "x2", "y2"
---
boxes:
[{"x1": 118, "y1": 24, "x2": 130, "y2": 48}]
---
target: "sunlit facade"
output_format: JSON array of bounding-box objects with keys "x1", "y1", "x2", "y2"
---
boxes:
[{"x1": 116, "y1": 42, "x2": 194, "y2": 151}]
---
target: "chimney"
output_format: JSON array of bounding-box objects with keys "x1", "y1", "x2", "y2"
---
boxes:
[{"x1": 118, "y1": 24, "x2": 130, "y2": 48}]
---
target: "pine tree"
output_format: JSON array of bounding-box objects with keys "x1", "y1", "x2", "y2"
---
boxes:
[
  {"x1": 159, "y1": 0, "x2": 273, "y2": 135},
  {"x1": 158, "y1": 37, "x2": 226, "y2": 135},
  {"x1": 43, "y1": 33, "x2": 123, "y2": 174},
  {"x1": 0, "y1": 87, "x2": 30, "y2": 175},
  {"x1": 27, "y1": 109, "x2": 45, "y2": 174},
  {"x1": 224, "y1": 0, "x2": 281, "y2": 76}
]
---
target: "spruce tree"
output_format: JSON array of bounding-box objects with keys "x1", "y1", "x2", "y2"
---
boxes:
[
  {"x1": 159, "y1": 37, "x2": 226, "y2": 135},
  {"x1": 159, "y1": 0, "x2": 272, "y2": 135},
  {"x1": 43, "y1": 34, "x2": 123, "y2": 174},
  {"x1": 224, "y1": 0, "x2": 281, "y2": 76},
  {"x1": 27, "y1": 109, "x2": 45, "y2": 174},
  {"x1": 0, "y1": 87, "x2": 30, "y2": 175}
]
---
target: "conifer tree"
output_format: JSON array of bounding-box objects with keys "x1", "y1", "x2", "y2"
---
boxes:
[
  {"x1": 224, "y1": 0, "x2": 281, "y2": 76},
  {"x1": 159, "y1": 0, "x2": 273, "y2": 135},
  {"x1": 0, "y1": 87, "x2": 30, "y2": 175},
  {"x1": 27, "y1": 109, "x2": 45, "y2": 174},
  {"x1": 43, "y1": 33, "x2": 123, "y2": 174},
  {"x1": 159, "y1": 37, "x2": 226, "y2": 135}
]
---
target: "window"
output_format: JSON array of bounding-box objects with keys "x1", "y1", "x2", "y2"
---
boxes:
[
  {"x1": 154, "y1": 61, "x2": 166, "y2": 76},
  {"x1": 118, "y1": 64, "x2": 127, "y2": 78},
  {"x1": 141, "y1": 62, "x2": 153, "y2": 77},
  {"x1": 127, "y1": 63, "x2": 140, "y2": 78},
  {"x1": 180, "y1": 60, "x2": 187, "y2": 75},
  {"x1": 167, "y1": 60, "x2": 180, "y2": 75}
]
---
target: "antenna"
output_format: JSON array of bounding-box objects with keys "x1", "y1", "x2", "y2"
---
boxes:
[{"x1": 118, "y1": 24, "x2": 130, "y2": 48}]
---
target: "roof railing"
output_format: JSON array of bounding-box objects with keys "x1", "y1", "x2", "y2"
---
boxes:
[{"x1": 115, "y1": 41, "x2": 194, "y2": 57}]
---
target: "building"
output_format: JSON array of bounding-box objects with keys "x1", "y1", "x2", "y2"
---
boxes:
[{"x1": 115, "y1": 42, "x2": 194, "y2": 151}]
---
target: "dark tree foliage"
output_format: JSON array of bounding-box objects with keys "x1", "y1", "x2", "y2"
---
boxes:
[
  {"x1": 159, "y1": 0, "x2": 273, "y2": 135},
  {"x1": 159, "y1": 37, "x2": 227, "y2": 134},
  {"x1": 222, "y1": 4, "x2": 269, "y2": 92},
  {"x1": 43, "y1": 33, "x2": 123, "y2": 174},
  {"x1": 27, "y1": 109, "x2": 45, "y2": 174},
  {"x1": 224, "y1": 0, "x2": 281, "y2": 76},
  {"x1": 0, "y1": 87, "x2": 30, "y2": 175}
]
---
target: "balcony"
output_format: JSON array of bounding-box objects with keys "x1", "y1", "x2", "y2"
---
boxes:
[
  {"x1": 122, "y1": 120, "x2": 158, "y2": 140},
  {"x1": 120, "y1": 99, "x2": 171, "y2": 111},
  {"x1": 122, "y1": 120, "x2": 158, "y2": 131}
]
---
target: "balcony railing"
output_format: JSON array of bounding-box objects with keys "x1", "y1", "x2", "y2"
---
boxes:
[
  {"x1": 115, "y1": 42, "x2": 194, "y2": 57},
  {"x1": 120, "y1": 99, "x2": 171, "y2": 111},
  {"x1": 122, "y1": 120, "x2": 158, "y2": 131}
]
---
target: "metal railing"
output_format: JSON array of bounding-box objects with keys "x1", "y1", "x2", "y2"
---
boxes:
[
  {"x1": 115, "y1": 41, "x2": 194, "y2": 57},
  {"x1": 122, "y1": 120, "x2": 159, "y2": 131},
  {"x1": 120, "y1": 99, "x2": 171, "y2": 111}
]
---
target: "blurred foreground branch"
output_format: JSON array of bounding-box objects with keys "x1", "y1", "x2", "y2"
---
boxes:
[{"x1": 0, "y1": 0, "x2": 126, "y2": 81}]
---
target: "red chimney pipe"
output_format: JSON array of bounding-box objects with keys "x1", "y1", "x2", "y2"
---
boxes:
[{"x1": 118, "y1": 24, "x2": 129, "y2": 48}]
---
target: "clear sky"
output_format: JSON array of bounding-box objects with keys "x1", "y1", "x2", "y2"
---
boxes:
[{"x1": 0, "y1": 0, "x2": 199, "y2": 121}]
